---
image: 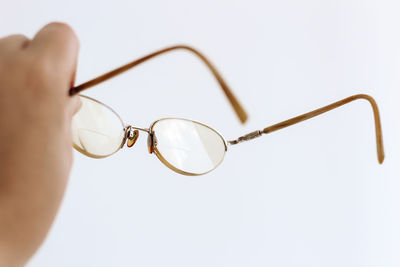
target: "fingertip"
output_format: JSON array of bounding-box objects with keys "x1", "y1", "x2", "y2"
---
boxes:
[
  {"x1": 30, "y1": 22, "x2": 80, "y2": 60},
  {"x1": 29, "y1": 22, "x2": 80, "y2": 94},
  {"x1": 43, "y1": 22, "x2": 79, "y2": 46}
]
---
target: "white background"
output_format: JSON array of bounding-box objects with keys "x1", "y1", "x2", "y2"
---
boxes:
[{"x1": 1, "y1": 0, "x2": 399, "y2": 266}]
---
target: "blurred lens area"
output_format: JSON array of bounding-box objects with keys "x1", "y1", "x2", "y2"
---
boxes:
[
  {"x1": 152, "y1": 118, "x2": 226, "y2": 175},
  {"x1": 72, "y1": 95, "x2": 125, "y2": 158}
]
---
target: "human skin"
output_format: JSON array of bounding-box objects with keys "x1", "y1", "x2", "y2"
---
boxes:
[{"x1": 0, "y1": 22, "x2": 81, "y2": 266}]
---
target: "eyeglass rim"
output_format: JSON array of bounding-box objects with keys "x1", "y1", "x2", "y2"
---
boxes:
[
  {"x1": 149, "y1": 118, "x2": 228, "y2": 176},
  {"x1": 73, "y1": 94, "x2": 127, "y2": 158}
]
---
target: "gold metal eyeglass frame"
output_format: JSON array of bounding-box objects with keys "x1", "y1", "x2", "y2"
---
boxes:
[
  {"x1": 70, "y1": 45, "x2": 385, "y2": 175},
  {"x1": 73, "y1": 94, "x2": 229, "y2": 176}
]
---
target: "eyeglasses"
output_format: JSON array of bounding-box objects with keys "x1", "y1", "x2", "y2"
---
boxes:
[{"x1": 70, "y1": 45, "x2": 385, "y2": 176}]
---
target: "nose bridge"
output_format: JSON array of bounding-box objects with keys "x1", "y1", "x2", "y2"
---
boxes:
[{"x1": 130, "y1": 125, "x2": 150, "y2": 133}]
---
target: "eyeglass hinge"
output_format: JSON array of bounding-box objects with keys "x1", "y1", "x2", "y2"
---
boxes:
[{"x1": 228, "y1": 130, "x2": 263, "y2": 145}]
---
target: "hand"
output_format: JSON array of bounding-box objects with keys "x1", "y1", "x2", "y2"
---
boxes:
[{"x1": 0, "y1": 22, "x2": 81, "y2": 266}]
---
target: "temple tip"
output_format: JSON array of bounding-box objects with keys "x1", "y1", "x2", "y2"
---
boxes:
[
  {"x1": 378, "y1": 153, "x2": 385, "y2": 164},
  {"x1": 238, "y1": 111, "x2": 248, "y2": 124}
]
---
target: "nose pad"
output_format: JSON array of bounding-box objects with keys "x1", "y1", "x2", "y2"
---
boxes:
[
  {"x1": 127, "y1": 128, "x2": 139, "y2": 148},
  {"x1": 147, "y1": 132, "x2": 157, "y2": 154}
]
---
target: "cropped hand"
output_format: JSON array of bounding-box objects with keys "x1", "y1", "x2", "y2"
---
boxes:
[{"x1": 0, "y1": 22, "x2": 81, "y2": 266}]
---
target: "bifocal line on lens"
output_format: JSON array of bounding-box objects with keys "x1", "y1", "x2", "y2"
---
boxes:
[{"x1": 72, "y1": 96, "x2": 125, "y2": 158}]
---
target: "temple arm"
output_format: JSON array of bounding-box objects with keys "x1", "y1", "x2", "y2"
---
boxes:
[
  {"x1": 228, "y1": 94, "x2": 385, "y2": 164},
  {"x1": 69, "y1": 45, "x2": 248, "y2": 123}
]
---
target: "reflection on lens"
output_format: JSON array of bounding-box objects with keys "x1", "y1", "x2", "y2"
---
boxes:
[
  {"x1": 72, "y1": 95, "x2": 125, "y2": 158},
  {"x1": 151, "y1": 118, "x2": 226, "y2": 175}
]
